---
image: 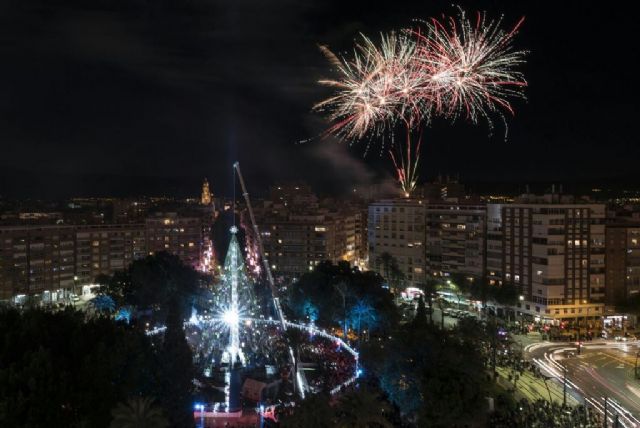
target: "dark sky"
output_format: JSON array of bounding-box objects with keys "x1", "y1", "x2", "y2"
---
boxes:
[{"x1": 1, "y1": 0, "x2": 638, "y2": 198}]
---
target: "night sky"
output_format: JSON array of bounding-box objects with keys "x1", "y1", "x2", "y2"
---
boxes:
[{"x1": 1, "y1": 0, "x2": 638, "y2": 198}]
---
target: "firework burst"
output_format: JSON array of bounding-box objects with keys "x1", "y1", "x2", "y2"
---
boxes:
[
  {"x1": 315, "y1": 8, "x2": 527, "y2": 196},
  {"x1": 414, "y1": 9, "x2": 527, "y2": 127}
]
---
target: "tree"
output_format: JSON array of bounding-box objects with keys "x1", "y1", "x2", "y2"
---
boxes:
[
  {"x1": 421, "y1": 278, "x2": 439, "y2": 325},
  {"x1": 493, "y1": 282, "x2": 518, "y2": 307},
  {"x1": 413, "y1": 296, "x2": 428, "y2": 328},
  {"x1": 362, "y1": 318, "x2": 490, "y2": 426},
  {"x1": 286, "y1": 261, "x2": 398, "y2": 335},
  {"x1": 0, "y1": 308, "x2": 166, "y2": 428},
  {"x1": 335, "y1": 387, "x2": 393, "y2": 428},
  {"x1": 348, "y1": 298, "x2": 378, "y2": 339},
  {"x1": 90, "y1": 294, "x2": 116, "y2": 315},
  {"x1": 101, "y1": 252, "x2": 201, "y2": 324},
  {"x1": 158, "y1": 300, "x2": 194, "y2": 428},
  {"x1": 280, "y1": 393, "x2": 335, "y2": 428},
  {"x1": 376, "y1": 252, "x2": 404, "y2": 292},
  {"x1": 110, "y1": 397, "x2": 169, "y2": 428}
]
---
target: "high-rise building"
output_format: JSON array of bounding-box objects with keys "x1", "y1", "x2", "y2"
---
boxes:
[
  {"x1": 254, "y1": 185, "x2": 364, "y2": 278},
  {"x1": 0, "y1": 225, "x2": 76, "y2": 300},
  {"x1": 368, "y1": 198, "x2": 426, "y2": 288},
  {"x1": 112, "y1": 199, "x2": 150, "y2": 223},
  {"x1": 486, "y1": 194, "x2": 606, "y2": 323},
  {"x1": 1, "y1": 211, "x2": 208, "y2": 300},
  {"x1": 605, "y1": 224, "x2": 640, "y2": 306},
  {"x1": 75, "y1": 224, "x2": 147, "y2": 284},
  {"x1": 420, "y1": 175, "x2": 466, "y2": 200},
  {"x1": 146, "y1": 212, "x2": 203, "y2": 269},
  {"x1": 425, "y1": 201, "x2": 486, "y2": 278},
  {"x1": 0, "y1": 224, "x2": 149, "y2": 301}
]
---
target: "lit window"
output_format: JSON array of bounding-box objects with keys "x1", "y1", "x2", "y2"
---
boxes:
[{"x1": 315, "y1": 226, "x2": 326, "y2": 232}]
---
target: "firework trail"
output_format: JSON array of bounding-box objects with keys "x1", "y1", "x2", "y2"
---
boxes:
[{"x1": 315, "y1": 8, "x2": 527, "y2": 196}]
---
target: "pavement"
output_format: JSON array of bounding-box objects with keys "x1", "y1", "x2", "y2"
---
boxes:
[{"x1": 495, "y1": 365, "x2": 579, "y2": 406}]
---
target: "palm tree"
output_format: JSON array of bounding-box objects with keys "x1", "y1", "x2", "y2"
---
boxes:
[
  {"x1": 349, "y1": 298, "x2": 378, "y2": 341},
  {"x1": 89, "y1": 294, "x2": 116, "y2": 315},
  {"x1": 422, "y1": 278, "x2": 439, "y2": 325},
  {"x1": 110, "y1": 397, "x2": 169, "y2": 428},
  {"x1": 376, "y1": 252, "x2": 404, "y2": 293},
  {"x1": 376, "y1": 252, "x2": 393, "y2": 281},
  {"x1": 336, "y1": 387, "x2": 394, "y2": 428}
]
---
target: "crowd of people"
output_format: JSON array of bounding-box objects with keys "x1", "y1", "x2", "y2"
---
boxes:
[
  {"x1": 490, "y1": 399, "x2": 603, "y2": 428},
  {"x1": 300, "y1": 336, "x2": 356, "y2": 393}
]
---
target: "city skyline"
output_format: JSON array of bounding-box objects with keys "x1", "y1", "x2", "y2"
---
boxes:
[{"x1": 3, "y1": 2, "x2": 640, "y2": 427}]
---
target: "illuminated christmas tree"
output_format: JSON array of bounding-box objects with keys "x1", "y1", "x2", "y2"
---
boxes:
[{"x1": 214, "y1": 226, "x2": 260, "y2": 366}]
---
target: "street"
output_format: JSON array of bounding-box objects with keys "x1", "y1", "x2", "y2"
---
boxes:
[{"x1": 525, "y1": 340, "x2": 640, "y2": 427}]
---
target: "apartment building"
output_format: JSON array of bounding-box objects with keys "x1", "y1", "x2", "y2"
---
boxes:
[
  {"x1": 368, "y1": 198, "x2": 426, "y2": 288},
  {"x1": 486, "y1": 194, "x2": 606, "y2": 323},
  {"x1": 254, "y1": 185, "x2": 366, "y2": 278},
  {"x1": 75, "y1": 224, "x2": 147, "y2": 284},
  {"x1": 425, "y1": 201, "x2": 486, "y2": 278},
  {"x1": 0, "y1": 225, "x2": 76, "y2": 299},
  {"x1": 0, "y1": 212, "x2": 205, "y2": 300},
  {"x1": 145, "y1": 212, "x2": 203, "y2": 270},
  {"x1": 605, "y1": 224, "x2": 640, "y2": 306}
]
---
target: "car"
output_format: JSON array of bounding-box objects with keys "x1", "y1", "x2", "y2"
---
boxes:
[{"x1": 614, "y1": 335, "x2": 628, "y2": 342}]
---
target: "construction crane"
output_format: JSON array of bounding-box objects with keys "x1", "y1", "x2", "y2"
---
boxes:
[{"x1": 233, "y1": 162, "x2": 287, "y2": 330}]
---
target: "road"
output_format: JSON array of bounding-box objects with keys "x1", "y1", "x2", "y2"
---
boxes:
[
  {"x1": 525, "y1": 340, "x2": 640, "y2": 427},
  {"x1": 399, "y1": 301, "x2": 474, "y2": 329}
]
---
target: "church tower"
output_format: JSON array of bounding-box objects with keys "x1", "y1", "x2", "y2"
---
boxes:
[{"x1": 201, "y1": 178, "x2": 212, "y2": 205}]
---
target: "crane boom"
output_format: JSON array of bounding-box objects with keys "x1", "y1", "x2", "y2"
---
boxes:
[{"x1": 233, "y1": 162, "x2": 287, "y2": 330}]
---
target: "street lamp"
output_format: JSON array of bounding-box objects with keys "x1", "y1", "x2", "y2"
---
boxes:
[
  {"x1": 73, "y1": 275, "x2": 79, "y2": 307},
  {"x1": 516, "y1": 295, "x2": 524, "y2": 328},
  {"x1": 541, "y1": 374, "x2": 554, "y2": 403}
]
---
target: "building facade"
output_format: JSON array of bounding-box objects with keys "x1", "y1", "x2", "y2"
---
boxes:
[
  {"x1": 75, "y1": 224, "x2": 147, "y2": 284},
  {"x1": 486, "y1": 195, "x2": 606, "y2": 323},
  {"x1": 425, "y1": 201, "x2": 486, "y2": 278},
  {"x1": 1, "y1": 213, "x2": 205, "y2": 300},
  {"x1": 254, "y1": 185, "x2": 366, "y2": 278},
  {"x1": 605, "y1": 224, "x2": 640, "y2": 306},
  {"x1": 368, "y1": 199, "x2": 427, "y2": 288},
  {"x1": 0, "y1": 225, "x2": 76, "y2": 300},
  {"x1": 145, "y1": 213, "x2": 203, "y2": 270}
]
